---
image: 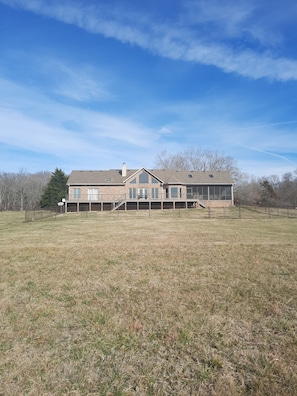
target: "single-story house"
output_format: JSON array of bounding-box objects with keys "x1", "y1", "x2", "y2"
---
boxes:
[{"x1": 65, "y1": 164, "x2": 234, "y2": 212}]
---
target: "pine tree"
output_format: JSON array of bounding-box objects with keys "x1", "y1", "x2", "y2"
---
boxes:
[{"x1": 39, "y1": 168, "x2": 68, "y2": 208}]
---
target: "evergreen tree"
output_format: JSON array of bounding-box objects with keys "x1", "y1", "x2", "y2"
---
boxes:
[{"x1": 39, "y1": 168, "x2": 68, "y2": 208}]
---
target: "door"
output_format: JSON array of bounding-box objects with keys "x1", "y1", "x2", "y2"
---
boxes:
[{"x1": 138, "y1": 188, "x2": 148, "y2": 199}]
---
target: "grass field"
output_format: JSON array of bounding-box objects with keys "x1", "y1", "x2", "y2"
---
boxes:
[{"x1": 1, "y1": 210, "x2": 297, "y2": 395}]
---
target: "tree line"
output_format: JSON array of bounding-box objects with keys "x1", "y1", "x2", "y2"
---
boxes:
[
  {"x1": 0, "y1": 168, "x2": 67, "y2": 211},
  {"x1": 1, "y1": 149, "x2": 296, "y2": 210},
  {"x1": 0, "y1": 170, "x2": 51, "y2": 211},
  {"x1": 235, "y1": 172, "x2": 297, "y2": 208}
]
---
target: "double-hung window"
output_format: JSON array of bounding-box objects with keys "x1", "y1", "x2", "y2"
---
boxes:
[
  {"x1": 129, "y1": 188, "x2": 136, "y2": 199},
  {"x1": 73, "y1": 188, "x2": 81, "y2": 199},
  {"x1": 151, "y1": 188, "x2": 159, "y2": 199}
]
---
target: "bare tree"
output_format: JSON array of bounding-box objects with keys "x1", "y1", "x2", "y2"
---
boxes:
[
  {"x1": 234, "y1": 175, "x2": 263, "y2": 206},
  {"x1": 278, "y1": 172, "x2": 297, "y2": 207},
  {"x1": 234, "y1": 170, "x2": 297, "y2": 208},
  {"x1": 155, "y1": 147, "x2": 241, "y2": 180},
  {"x1": 0, "y1": 170, "x2": 51, "y2": 211}
]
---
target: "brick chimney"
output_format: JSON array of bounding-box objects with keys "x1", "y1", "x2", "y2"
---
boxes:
[{"x1": 122, "y1": 163, "x2": 127, "y2": 177}]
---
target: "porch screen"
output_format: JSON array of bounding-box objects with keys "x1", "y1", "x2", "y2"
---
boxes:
[{"x1": 209, "y1": 186, "x2": 231, "y2": 200}]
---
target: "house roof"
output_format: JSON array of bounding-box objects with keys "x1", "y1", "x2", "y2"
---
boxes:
[{"x1": 67, "y1": 168, "x2": 234, "y2": 185}]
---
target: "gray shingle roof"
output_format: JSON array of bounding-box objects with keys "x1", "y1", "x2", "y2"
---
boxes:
[{"x1": 67, "y1": 168, "x2": 233, "y2": 185}]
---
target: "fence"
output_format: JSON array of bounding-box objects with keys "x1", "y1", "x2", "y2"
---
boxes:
[
  {"x1": 24, "y1": 205, "x2": 297, "y2": 222},
  {"x1": 24, "y1": 207, "x2": 62, "y2": 222},
  {"x1": 104, "y1": 205, "x2": 297, "y2": 220},
  {"x1": 185, "y1": 205, "x2": 297, "y2": 219}
]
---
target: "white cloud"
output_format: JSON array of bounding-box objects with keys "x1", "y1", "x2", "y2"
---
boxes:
[
  {"x1": 47, "y1": 61, "x2": 112, "y2": 102},
  {"x1": 183, "y1": 0, "x2": 253, "y2": 31},
  {"x1": 7, "y1": 53, "x2": 113, "y2": 103},
  {"x1": 0, "y1": 78, "x2": 159, "y2": 162},
  {"x1": 1, "y1": 0, "x2": 297, "y2": 81}
]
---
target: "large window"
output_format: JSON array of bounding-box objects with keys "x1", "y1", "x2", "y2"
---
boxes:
[
  {"x1": 139, "y1": 172, "x2": 149, "y2": 183},
  {"x1": 88, "y1": 188, "x2": 99, "y2": 201},
  {"x1": 73, "y1": 188, "x2": 81, "y2": 199},
  {"x1": 129, "y1": 188, "x2": 136, "y2": 199}
]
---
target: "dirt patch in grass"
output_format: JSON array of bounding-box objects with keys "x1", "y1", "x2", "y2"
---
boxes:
[{"x1": 1, "y1": 211, "x2": 297, "y2": 395}]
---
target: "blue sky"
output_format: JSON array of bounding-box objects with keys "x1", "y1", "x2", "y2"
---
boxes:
[{"x1": 0, "y1": 0, "x2": 297, "y2": 177}]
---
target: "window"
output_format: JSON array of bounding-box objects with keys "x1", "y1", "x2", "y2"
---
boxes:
[
  {"x1": 171, "y1": 187, "x2": 178, "y2": 198},
  {"x1": 187, "y1": 187, "x2": 193, "y2": 198},
  {"x1": 151, "y1": 188, "x2": 159, "y2": 199},
  {"x1": 139, "y1": 172, "x2": 149, "y2": 183},
  {"x1": 73, "y1": 188, "x2": 81, "y2": 199},
  {"x1": 152, "y1": 177, "x2": 159, "y2": 184},
  {"x1": 129, "y1": 188, "x2": 136, "y2": 199},
  {"x1": 88, "y1": 188, "x2": 99, "y2": 201},
  {"x1": 130, "y1": 178, "x2": 136, "y2": 184}
]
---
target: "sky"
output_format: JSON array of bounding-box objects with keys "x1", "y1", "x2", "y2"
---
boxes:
[{"x1": 0, "y1": 0, "x2": 297, "y2": 178}]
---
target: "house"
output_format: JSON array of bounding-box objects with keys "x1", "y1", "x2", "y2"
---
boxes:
[{"x1": 65, "y1": 163, "x2": 234, "y2": 212}]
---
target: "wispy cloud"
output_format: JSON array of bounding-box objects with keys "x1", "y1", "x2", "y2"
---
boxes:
[
  {"x1": 2, "y1": 52, "x2": 114, "y2": 103},
  {"x1": 1, "y1": 0, "x2": 297, "y2": 81},
  {"x1": 244, "y1": 145, "x2": 297, "y2": 165},
  {"x1": 182, "y1": 0, "x2": 253, "y2": 35},
  {"x1": 46, "y1": 60, "x2": 113, "y2": 102},
  {"x1": 0, "y1": 78, "x2": 159, "y2": 162},
  {"x1": 182, "y1": 0, "x2": 283, "y2": 47}
]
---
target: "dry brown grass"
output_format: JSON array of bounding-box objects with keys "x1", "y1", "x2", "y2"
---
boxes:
[{"x1": 0, "y1": 210, "x2": 297, "y2": 395}]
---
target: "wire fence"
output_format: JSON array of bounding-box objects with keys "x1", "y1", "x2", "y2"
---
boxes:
[
  {"x1": 24, "y1": 207, "x2": 64, "y2": 222},
  {"x1": 24, "y1": 205, "x2": 297, "y2": 222},
  {"x1": 108, "y1": 205, "x2": 297, "y2": 220}
]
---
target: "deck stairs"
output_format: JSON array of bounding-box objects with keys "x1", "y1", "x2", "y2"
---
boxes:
[
  {"x1": 198, "y1": 199, "x2": 206, "y2": 208},
  {"x1": 112, "y1": 199, "x2": 126, "y2": 211}
]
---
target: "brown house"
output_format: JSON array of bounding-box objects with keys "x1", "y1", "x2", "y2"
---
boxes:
[{"x1": 65, "y1": 164, "x2": 234, "y2": 212}]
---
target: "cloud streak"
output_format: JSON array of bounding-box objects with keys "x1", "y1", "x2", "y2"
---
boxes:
[
  {"x1": 1, "y1": 0, "x2": 297, "y2": 81},
  {"x1": 244, "y1": 145, "x2": 297, "y2": 166},
  {"x1": 0, "y1": 78, "x2": 159, "y2": 162}
]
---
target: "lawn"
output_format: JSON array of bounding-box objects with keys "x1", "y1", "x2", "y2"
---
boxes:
[{"x1": 0, "y1": 210, "x2": 297, "y2": 395}]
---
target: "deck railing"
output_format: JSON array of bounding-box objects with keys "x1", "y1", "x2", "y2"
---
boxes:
[{"x1": 65, "y1": 193, "x2": 225, "y2": 203}]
